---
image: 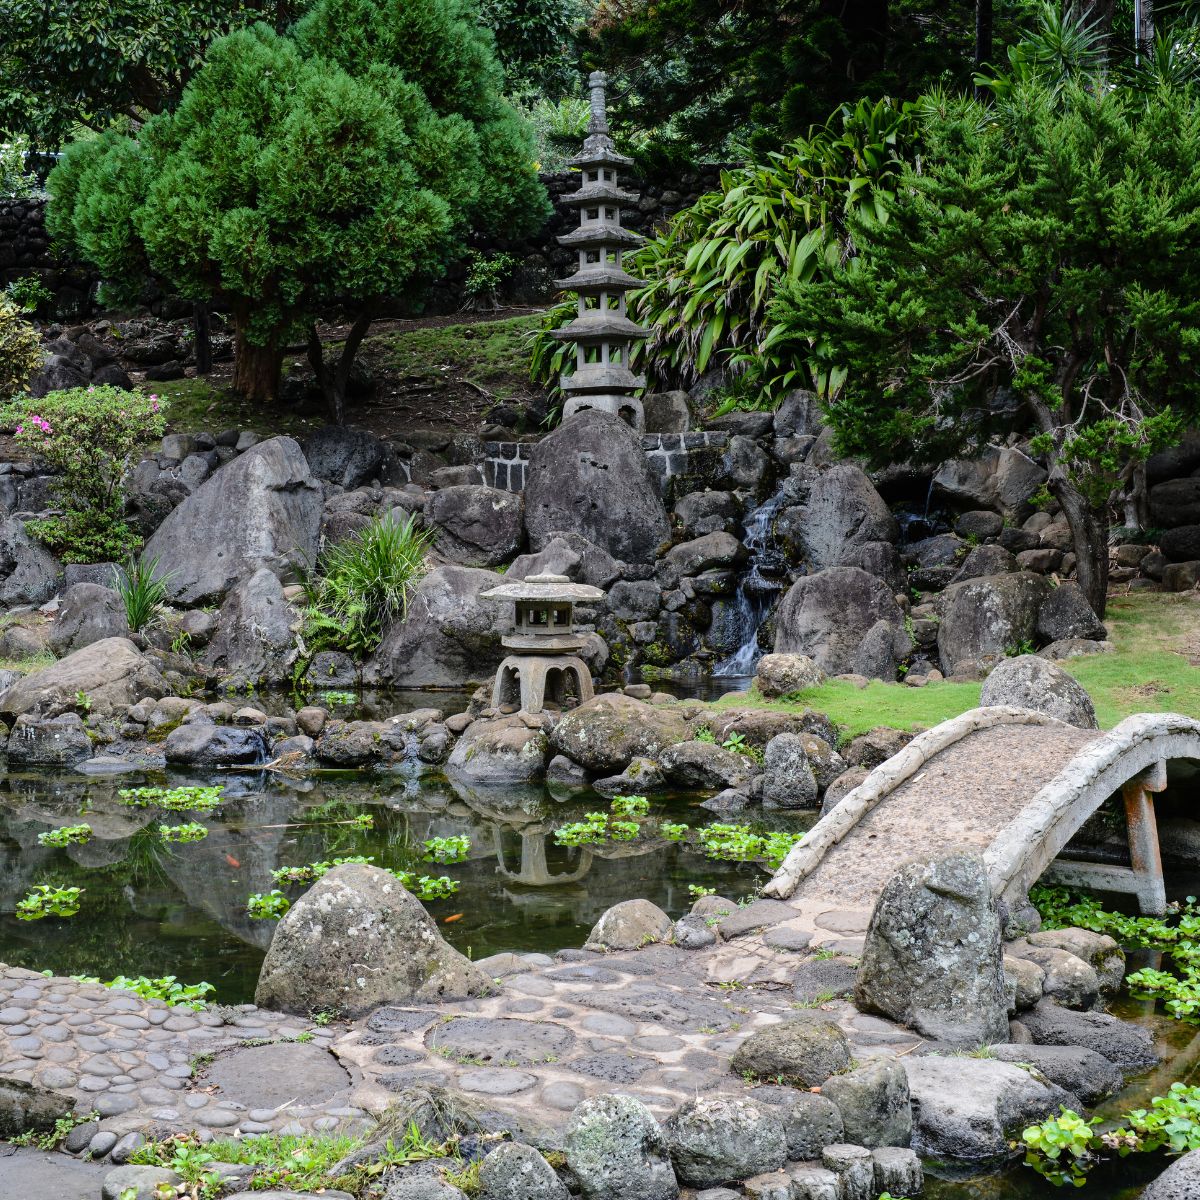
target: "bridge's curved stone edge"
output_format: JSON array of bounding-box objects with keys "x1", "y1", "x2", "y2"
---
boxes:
[
  {"x1": 985, "y1": 712, "x2": 1200, "y2": 908},
  {"x1": 763, "y1": 706, "x2": 1066, "y2": 899}
]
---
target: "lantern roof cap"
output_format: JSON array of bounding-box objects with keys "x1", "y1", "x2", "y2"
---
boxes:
[{"x1": 481, "y1": 572, "x2": 606, "y2": 603}]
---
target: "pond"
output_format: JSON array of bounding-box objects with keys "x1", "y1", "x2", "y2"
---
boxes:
[{"x1": 0, "y1": 764, "x2": 811, "y2": 1004}]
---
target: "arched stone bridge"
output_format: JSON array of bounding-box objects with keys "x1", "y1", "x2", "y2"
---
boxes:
[{"x1": 763, "y1": 707, "x2": 1200, "y2": 926}]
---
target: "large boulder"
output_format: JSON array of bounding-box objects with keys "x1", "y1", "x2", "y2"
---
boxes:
[
  {"x1": 798, "y1": 465, "x2": 899, "y2": 571},
  {"x1": 164, "y1": 722, "x2": 268, "y2": 766},
  {"x1": 978, "y1": 654, "x2": 1098, "y2": 728},
  {"x1": 302, "y1": 425, "x2": 386, "y2": 488},
  {"x1": 659, "y1": 741, "x2": 759, "y2": 790},
  {"x1": 774, "y1": 567, "x2": 909, "y2": 677},
  {"x1": 730, "y1": 1018, "x2": 851, "y2": 1087},
  {"x1": 904, "y1": 1056, "x2": 1074, "y2": 1164},
  {"x1": 565, "y1": 1094, "x2": 678, "y2": 1200},
  {"x1": 524, "y1": 411, "x2": 670, "y2": 563},
  {"x1": 1035, "y1": 582, "x2": 1106, "y2": 643},
  {"x1": 933, "y1": 445, "x2": 1048, "y2": 521},
  {"x1": 548, "y1": 693, "x2": 689, "y2": 773},
  {"x1": 986, "y1": 1044, "x2": 1123, "y2": 1104},
  {"x1": 1019, "y1": 1000, "x2": 1158, "y2": 1070},
  {"x1": 820, "y1": 1059, "x2": 912, "y2": 1149},
  {"x1": 749, "y1": 1088, "x2": 844, "y2": 1161},
  {"x1": 143, "y1": 436, "x2": 322, "y2": 604},
  {"x1": 203, "y1": 568, "x2": 298, "y2": 685},
  {"x1": 755, "y1": 653, "x2": 826, "y2": 698},
  {"x1": 666, "y1": 1096, "x2": 786, "y2": 1188},
  {"x1": 367, "y1": 565, "x2": 506, "y2": 687},
  {"x1": 1150, "y1": 477, "x2": 1200, "y2": 528},
  {"x1": 444, "y1": 715, "x2": 548, "y2": 784},
  {"x1": 7, "y1": 712, "x2": 92, "y2": 765},
  {"x1": 855, "y1": 853, "x2": 1009, "y2": 1045},
  {"x1": 0, "y1": 638, "x2": 165, "y2": 717},
  {"x1": 936, "y1": 572, "x2": 1053, "y2": 674},
  {"x1": 254, "y1": 863, "x2": 491, "y2": 1017},
  {"x1": 760, "y1": 734, "x2": 819, "y2": 809},
  {"x1": 0, "y1": 517, "x2": 63, "y2": 605},
  {"x1": 425, "y1": 486, "x2": 524, "y2": 567},
  {"x1": 48, "y1": 582, "x2": 128, "y2": 655},
  {"x1": 1141, "y1": 1149, "x2": 1200, "y2": 1200}
]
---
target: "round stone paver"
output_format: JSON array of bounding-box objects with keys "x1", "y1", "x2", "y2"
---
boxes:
[
  {"x1": 424, "y1": 1017, "x2": 576, "y2": 1066},
  {"x1": 204, "y1": 1043, "x2": 352, "y2": 1110},
  {"x1": 457, "y1": 1068, "x2": 537, "y2": 1095}
]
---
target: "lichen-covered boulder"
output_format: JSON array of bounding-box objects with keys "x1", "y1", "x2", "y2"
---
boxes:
[
  {"x1": 659, "y1": 741, "x2": 759, "y2": 791},
  {"x1": 755, "y1": 653, "x2": 826, "y2": 698},
  {"x1": 524, "y1": 410, "x2": 670, "y2": 563},
  {"x1": 748, "y1": 1087, "x2": 844, "y2": 1162},
  {"x1": 774, "y1": 567, "x2": 909, "y2": 678},
  {"x1": 48, "y1": 582, "x2": 128, "y2": 655},
  {"x1": 798, "y1": 465, "x2": 899, "y2": 571},
  {"x1": 730, "y1": 1018, "x2": 850, "y2": 1087},
  {"x1": 855, "y1": 853, "x2": 1009, "y2": 1045},
  {"x1": 820, "y1": 1059, "x2": 911, "y2": 1149},
  {"x1": 585, "y1": 899, "x2": 672, "y2": 951},
  {"x1": 445, "y1": 715, "x2": 547, "y2": 784},
  {"x1": 478, "y1": 1142, "x2": 568, "y2": 1200},
  {"x1": 666, "y1": 1096, "x2": 787, "y2": 1188},
  {"x1": 936, "y1": 572, "x2": 1052, "y2": 675},
  {"x1": 565, "y1": 1094, "x2": 678, "y2": 1200},
  {"x1": 425, "y1": 485, "x2": 524, "y2": 567},
  {"x1": 0, "y1": 637, "x2": 165, "y2": 718},
  {"x1": 1035, "y1": 582, "x2": 1106, "y2": 643},
  {"x1": 254, "y1": 863, "x2": 491, "y2": 1017},
  {"x1": 548, "y1": 693, "x2": 689, "y2": 774},
  {"x1": 144, "y1": 436, "x2": 322, "y2": 604},
  {"x1": 760, "y1": 734, "x2": 819, "y2": 809},
  {"x1": 979, "y1": 654, "x2": 1097, "y2": 728}
]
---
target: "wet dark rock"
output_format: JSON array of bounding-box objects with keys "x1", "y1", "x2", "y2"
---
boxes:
[
  {"x1": 164, "y1": 723, "x2": 267, "y2": 766},
  {"x1": 6, "y1": 712, "x2": 92, "y2": 765},
  {"x1": 302, "y1": 425, "x2": 387, "y2": 488},
  {"x1": 48, "y1": 583, "x2": 128, "y2": 654},
  {"x1": 987, "y1": 1043, "x2": 1122, "y2": 1104},
  {"x1": 425, "y1": 485, "x2": 524, "y2": 567},
  {"x1": 1019, "y1": 1000, "x2": 1158, "y2": 1070}
]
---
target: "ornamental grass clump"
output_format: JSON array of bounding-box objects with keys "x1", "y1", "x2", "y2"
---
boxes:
[
  {"x1": 303, "y1": 512, "x2": 433, "y2": 657},
  {"x1": 1, "y1": 385, "x2": 166, "y2": 562}
]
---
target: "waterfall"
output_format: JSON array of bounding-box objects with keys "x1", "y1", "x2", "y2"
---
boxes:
[{"x1": 713, "y1": 487, "x2": 790, "y2": 677}]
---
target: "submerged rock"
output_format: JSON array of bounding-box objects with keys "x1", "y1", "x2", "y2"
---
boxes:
[{"x1": 255, "y1": 863, "x2": 491, "y2": 1018}]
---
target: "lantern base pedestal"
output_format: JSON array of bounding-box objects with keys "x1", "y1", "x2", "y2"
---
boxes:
[
  {"x1": 492, "y1": 654, "x2": 594, "y2": 716},
  {"x1": 562, "y1": 394, "x2": 644, "y2": 432}
]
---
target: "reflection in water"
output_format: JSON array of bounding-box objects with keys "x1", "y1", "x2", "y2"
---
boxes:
[{"x1": 0, "y1": 767, "x2": 809, "y2": 1004}]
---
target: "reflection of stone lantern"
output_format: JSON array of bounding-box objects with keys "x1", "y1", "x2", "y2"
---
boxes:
[
  {"x1": 481, "y1": 572, "x2": 605, "y2": 714},
  {"x1": 551, "y1": 70, "x2": 649, "y2": 431}
]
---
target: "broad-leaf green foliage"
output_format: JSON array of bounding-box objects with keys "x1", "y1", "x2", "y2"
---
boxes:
[
  {"x1": 0, "y1": 295, "x2": 42, "y2": 402},
  {"x1": 1, "y1": 385, "x2": 166, "y2": 563},
  {"x1": 771, "y1": 72, "x2": 1200, "y2": 611}
]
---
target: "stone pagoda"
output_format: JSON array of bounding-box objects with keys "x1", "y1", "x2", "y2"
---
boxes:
[
  {"x1": 481, "y1": 572, "x2": 605, "y2": 715},
  {"x1": 552, "y1": 70, "x2": 649, "y2": 431}
]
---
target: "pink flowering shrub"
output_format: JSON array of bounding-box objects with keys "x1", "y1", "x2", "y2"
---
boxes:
[{"x1": 2, "y1": 385, "x2": 167, "y2": 562}]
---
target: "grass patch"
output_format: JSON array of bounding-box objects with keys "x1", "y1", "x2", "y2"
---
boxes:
[
  {"x1": 0, "y1": 650, "x2": 55, "y2": 675},
  {"x1": 717, "y1": 592, "x2": 1200, "y2": 737},
  {"x1": 140, "y1": 375, "x2": 321, "y2": 439},
  {"x1": 365, "y1": 313, "x2": 540, "y2": 403}
]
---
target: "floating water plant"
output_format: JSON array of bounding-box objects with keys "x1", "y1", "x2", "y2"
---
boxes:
[
  {"x1": 248, "y1": 890, "x2": 292, "y2": 920},
  {"x1": 158, "y1": 822, "x2": 208, "y2": 843},
  {"x1": 396, "y1": 872, "x2": 459, "y2": 901},
  {"x1": 119, "y1": 785, "x2": 225, "y2": 812},
  {"x1": 610, "y1": 794, "x2": 649, "y2": 818},
  {"x1": 36, "y1": 824, "x2": 92, "y2": 847},
  {"x1": 421, "y1": 835, "x2": 471, "y2": 864},
  {"x1": 697, "y1": 823, "x2": 804, "y2": 869},
  {"x1": 554, "y1": 812, "x2": 611, "y2": 846},
  {"x1": 271, "y1": 856, "x2": 374, "y2": 885},
  {"x1": 661, "y1": 823, "x2": 690, "y2": 841},
  {"x1": 16, "y1": 884, "x2": 83, "y2": 920}
]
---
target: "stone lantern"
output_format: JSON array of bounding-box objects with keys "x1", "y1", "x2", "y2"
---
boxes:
[
  {"x1": 481, "y1": 572, "x2": 605, "y2": 714},
  {"x1": 552, "y1": 70, "x2": 649, "y2": 431}
]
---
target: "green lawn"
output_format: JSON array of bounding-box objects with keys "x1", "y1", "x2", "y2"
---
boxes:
[{"x1": 716, "y1": 592, "x2": 1200, "y2": 739}]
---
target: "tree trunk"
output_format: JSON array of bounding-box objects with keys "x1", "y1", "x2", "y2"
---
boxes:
[
  {"x1": 1135, "y1": 0, "x2": 1154, "y2": 57},
  {"x1": 308, "y1": 308, "x2": 374, "y2": 426},
  {"x1": 975, "y1": 0, "x2": 993, "y2": 74},
  {"x1": 232, "y1": 319, "x2": 283, "y2": 404},
  {"x1": 1049, "y1": 473, "x2": 1109, "y2": 619},
  {"x1": 193, "y1": 303, "x2": 212, "y2": 376}
]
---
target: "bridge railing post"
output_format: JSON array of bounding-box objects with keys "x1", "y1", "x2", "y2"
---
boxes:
[{"x1": 1123, "y1": 760, "x2": 1168, "y2": 916}]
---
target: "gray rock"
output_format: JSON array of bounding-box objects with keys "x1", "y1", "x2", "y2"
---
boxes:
[
  {"x1": 956, "y1": 511, "x2": 1004, "y2": 539},
  {"x1": 255, "y1": 863, "x2": 491, "y2": 1017},
  {"x1": 592, "y1": 756, "x2": 665, "y2": 797},
  {"x1": 203, "y1": 567, "x2": 297, "y2": 685},
  {"x1": 750, "y1": 1087, "x2": 843, "y2": 1161},
  {"x1": 426, "y1": 485, "x2": 524, "y2": 567},
  {"x1": 820, "y1": 768, "x2": 869, "y2": 815},
  {"x1": 384, "y1": 1179, "x2": 467, "y2": 1200},
  {"x1": 774, "y1": 567, "x2": 908, "y2": 676},
  {"x1": 755, "y1": 653, "x2": 826, "y2": 698},
  {"x1": 904, "y1": 1055, "x2": 1074, "y2": 1164},
  {"x1": 855, "y1": 618, "x2": 904, "y2": 681},
  {"x1": 6, "y1": 711, "x2": 92, "y2": 765},
  {"x1": 1004, "y1": 954, "x2": 1046, "y2": 1011},
  {"x1": 978, "y1": 654, "x2": 1098, "y2": 728},
  {"x1": 302, "y1": 425, "x2": 386, "y2": 488},
  {"x1": 855, "y1": 853, "x2": 1009, "y2": 1045},
  {"x1": 164, "y1": 723, "x2": 267, "y2": 766},
  {"x1": 607, "y1": 579, "x2": 661, "y2": 621},
  {"x1": 0, "y1": 637, "x2": 165, "y2": 717},
  {"x1": 730, "y1": 1019, "x2": 850, "y2": 1087},
  {"x1": 675, "y1": 491, "x2": 737, "y2": 538},
  {"x1": 48, "y1": 583, "x2": 128, "y2": 654},
  {"x1": 1007, "y1": 940, "x2": 1099, "y2": 1009},
  {"x1": 842, "y1": 726, "x2": 912, "y2": 770},
  {"x1": 870, "y1": 1147, "x2": 923, "y2": 1198},
  {"x1": 672, "y1": 913, "x2": 717, "y2": 949},
  {"x1": 933, "y1": 445, "x2": 1048, "y2": 522},
  {"x1": 665, "y1": 531, "x2": 745, "y2": 577},
  {"x1": 144, "y1": 436, "x2": 322, "y2": 604},
  {"x1": 659, "y1": 740, "x2": 758, "y2": 790},
  {"x1": 1141, "y1": 1149, "x2": 1200, "y2": 1200},
  {"x1": 586, "y1": 899, "x2": 672, "y2": 951},
  {"x1": 0, "y1": 1076, "x2": 74, "y2": 1139},
  {"x1": 1023, "y1": 927, "x2": 1125, "y2": 994},
  {"x1": 667, "y1": 1096, "x2": 786, "y2": 1188},
  {"x1": 761, "y1": 733, "x2": 819, "y2": 809},
  {"x1": 445, "y1": 715, "x2": 547, "y2": 784},
  {"x1": 102, "y1": 1165, "x2": 183, "y2": 1200},
  {"x1": 478, "y1": 1142, "x2": 568, "y2": 1200},
  {"x1": 986, "y1": 1043, "x2": 1123, "y2": 1104},
  {"x1": 819, "y1": 1145, "x2": 873, "y2": 1200},
  {"x1": 565, "y1": 1093, "x2": 678, "y2": 1200},
  {"x1": 643, "y1": 390, "x2": 692, "y2": 434},
  {"x1": 1019, "y1": 999, "x2": 1158, "y2": 1070},
  {"x1": 1036, "y1": 582, "x2": 1106, "y2": 643},
  {"x1": 799, "y1": 465, "x2": 899, "y2": 570},
  {"x1": 367, "y1": 565, "x2": 506, "y2": 688},
  {"x1": 0, "y1": 516, "x2": 63, "y2": 604},
  {"x1": 548, "y1": 693, "x2": 689, "y2": 773},
  {"x1": 937, "y1": 572, "x2": 1052, "y2": 674},
  {"x1": 820, "y1": 1059, "x2": 912, "y2": 1149},
  {"x1": 952, "y1": 544, "x2": 1017, "y2": 582},
  {"x1": 525, "y1": 411, "x2": 670, "y2": 563},
  {"x1": 841, "y1": 540, "x2": 905, "y2": 593}
]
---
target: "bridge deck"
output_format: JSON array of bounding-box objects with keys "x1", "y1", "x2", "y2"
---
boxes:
[{"x1": 796, "y1": 723, "x2": 1098, "y2": 909}]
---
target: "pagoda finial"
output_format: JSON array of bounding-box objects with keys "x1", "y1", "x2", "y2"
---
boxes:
[{"x1": 587, "y1": 70, "x2": 609, "y2": 136}]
